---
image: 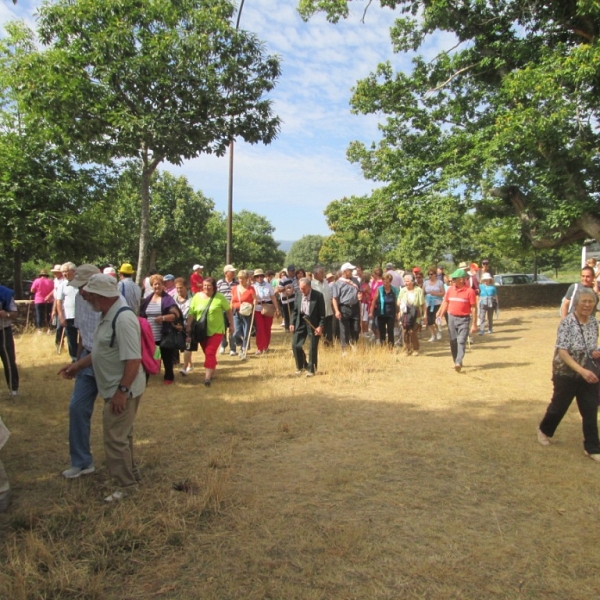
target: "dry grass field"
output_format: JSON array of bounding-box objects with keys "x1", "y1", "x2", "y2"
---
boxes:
[{"x1": 1, "y1": 308, "x2": 600, "y2": 599}]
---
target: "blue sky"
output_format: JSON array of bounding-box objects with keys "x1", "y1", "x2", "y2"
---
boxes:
[{"x1": 1, "y1": 0, "x2": 411, "y2": 241}]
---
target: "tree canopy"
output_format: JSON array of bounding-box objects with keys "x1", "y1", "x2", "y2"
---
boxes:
[
  {"x1": 6, "y1": 0, "x2": 281, "y2": 281},
  {"x1": 285, "y1": 235, "x2": 327, "y2": 270},
  {"x1": 300, "y1": 0, "x2": 600, "y2": 256}
]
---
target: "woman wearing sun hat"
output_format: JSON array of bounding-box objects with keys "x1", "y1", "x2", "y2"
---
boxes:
[
  {"x1": 30, "y1": 268, "x2": 55, "y2": 333},
  {"x1": 478, "y1": 272, "x2": 498, "y2": 334}
]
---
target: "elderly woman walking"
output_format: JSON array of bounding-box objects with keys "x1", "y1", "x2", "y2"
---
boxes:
[
  {"x1": 187, "y1": 277, "x2": 234, "y2": 386},
  {"x1": 538, "y1": 287, "x2": 600, "y2": 461},
  {"x1": 140, "y1": 274, "x2": 183, "y2": 385}
]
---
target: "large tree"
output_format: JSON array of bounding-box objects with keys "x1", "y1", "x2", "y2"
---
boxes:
[
  {"x1": 7, "y1": 0, "x2": 280, "y2": 282},
  {"x1": 286, "y1": 235, "x2": 327, "y2": 270},
  {"x1": 103, "y1": 165, "x2": 216, "y2": 278},
  {"x1": 300, "y1": 0, "x2": 600, "y2": 252}
]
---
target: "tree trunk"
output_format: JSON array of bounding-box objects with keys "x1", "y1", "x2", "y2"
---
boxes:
[
  {"x1": 12, "y1": 248, "x2": 22, "y2": 300},
  {"x1": 136, "y1": 157, "x2": 151, "y2": 285}
]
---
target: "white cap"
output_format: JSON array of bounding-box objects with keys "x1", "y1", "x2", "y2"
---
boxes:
[
  {"x1": 341, "y1": 262, "x2": 356, "y2": 272},
  {"x1": 193, "y1": 264, "x2": 203, "y2": 271}
]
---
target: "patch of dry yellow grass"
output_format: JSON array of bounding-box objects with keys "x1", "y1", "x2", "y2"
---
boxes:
[{"x1": 1, "y1": 310, "x2": 600, "y2": 599}]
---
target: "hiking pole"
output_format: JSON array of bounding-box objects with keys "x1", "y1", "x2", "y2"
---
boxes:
[
  {"x1": 302, "y1": 316, "x2": 317, "y2": 332},
  {"x1": 246, "y1": 307, "x2": 256, "y2": 355},
  {"x1": 25, "y1": 302, "x2": 31, "y2": 332},
  {"x1": 2, "y1": 325, "x2": 12, "y2": 394}
]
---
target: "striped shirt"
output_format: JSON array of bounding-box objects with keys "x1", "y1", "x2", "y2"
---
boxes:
[{"x1": 74, "y1": 293, "x2": 101, "y2": 352}]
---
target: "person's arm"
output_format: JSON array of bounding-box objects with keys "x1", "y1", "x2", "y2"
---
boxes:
[
  {"x1": 109, "y1": 358, "x2": 142, "y2": 414},
  {"x1": 225, "y1": 308, "x2": 234, "y2": 334},
  {"x1": 269, "y1": 288, "x2": 280, "y2": 315},
  {"x1": 369, "y1": 292, "x2": 378, "y2": 317},
  {"x1": 437, "y1": 296, "x2": 448, "y2": 319},
  {"x1": 58, "y1": 352, "x2": 93, "y2": 379},
  {"x1": 560, "y1": 297, "x2": 570, "y2": 319},
  {"x1": 470, "y1": 303, "x2": 478, "y2": 332}
]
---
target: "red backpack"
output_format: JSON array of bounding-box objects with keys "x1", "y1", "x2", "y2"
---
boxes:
[{"x1": 110, "y1": 307, "x2": 161, "y2": 375}]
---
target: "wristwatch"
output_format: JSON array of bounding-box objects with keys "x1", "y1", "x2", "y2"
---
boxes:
[{"x1": 117, "y1": 385, "x2": 130, "y2": 394}]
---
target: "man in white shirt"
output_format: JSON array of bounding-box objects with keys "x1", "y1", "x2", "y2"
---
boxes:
[{"x1": 56, "y1": 262, "x2": 79, "y2": 362}]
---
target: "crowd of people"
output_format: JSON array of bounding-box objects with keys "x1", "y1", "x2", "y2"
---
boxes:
[{"x1": 7, "y1": 253, "x2": 575, "y2": 511}]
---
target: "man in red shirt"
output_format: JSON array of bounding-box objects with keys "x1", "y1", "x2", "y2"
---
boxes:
[
  {"x1": 437, "y1": 269, "x2": 477, "y2": 372},
  {"x1": 189, "y1": 264, "x2": 204, "y2": 295}
]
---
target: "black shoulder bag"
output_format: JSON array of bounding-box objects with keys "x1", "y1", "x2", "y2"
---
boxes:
[{"x1": 192, "y1": 295, "x2": 215, "y2": 344}]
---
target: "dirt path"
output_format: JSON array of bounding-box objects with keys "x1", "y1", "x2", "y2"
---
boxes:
[{"x1": 2, "y1": 309, "x2": 600, "y2": 599}]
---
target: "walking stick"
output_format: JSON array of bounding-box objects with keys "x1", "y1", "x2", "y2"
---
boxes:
[
  {"x1": 245, "y1": 307, "x2": 256, "y2": 356},
  {"x1": 25, "y1": 301, "x2": 31, "y2": 333},
  {"x1": 2, "y1": 324, "x2": 12, "y2": 394}
]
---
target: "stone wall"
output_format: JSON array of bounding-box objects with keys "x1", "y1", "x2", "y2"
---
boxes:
[{"x1": 496, "y1": 284, "x2": 570, "y2": 309}]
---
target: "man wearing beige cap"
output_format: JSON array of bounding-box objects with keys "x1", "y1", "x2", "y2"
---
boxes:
[
  {"x1": 57, "y1": 264, "x2": 100, "y2": 479},
  {"x1": 60, "y1": 274, "x2": 145, "y2": 502}
]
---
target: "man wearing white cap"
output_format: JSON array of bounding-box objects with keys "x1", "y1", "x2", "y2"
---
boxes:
[
  {"x1": 331, "y1": 262, "x2": 361, "y2": 353},
  {"x1": 190, "y1": 264, "x2": 204, "y2": 295},
  {"x1": 60, "y1": 274, "x2": 145, "y2": 502},
  {"x1": 51, "y1": 264, "x2": 64, "y2": 350},
  {"x1": 57, "y1": 264, "x2": 101, "y2": 479}
]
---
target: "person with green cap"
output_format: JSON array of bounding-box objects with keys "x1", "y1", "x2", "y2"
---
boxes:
[{"x1": 436, "y1": 268, "x2": 477, "y2": 372}]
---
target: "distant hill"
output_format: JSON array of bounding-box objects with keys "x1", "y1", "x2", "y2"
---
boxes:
[{"x1": 277, "y1": 240, "x2": 295, "y2": 254}]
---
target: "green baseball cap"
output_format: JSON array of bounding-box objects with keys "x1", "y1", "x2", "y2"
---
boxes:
[{"x1": 450, "y1": 268, "x2": 467, "y2": 279}]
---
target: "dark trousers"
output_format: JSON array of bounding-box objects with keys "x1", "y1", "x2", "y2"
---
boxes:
[
  {"x1": 539, "y1": 375, "x2": 600, "y2": 454},
  {"x1": 292, "y1": 322, "x2": 320, "y2": 374},
  {"x1": 282, "y1": 301, "x2": 295, "y2": 331},
  {"x1": 323, "y1": 315, "x2": 334, "y2": 345},
  {"x1": 35, "y1": 303, "x2": 52, "y2": 329},
  {"x1": 0, "y1": 326, "x2": 18, "y2": 392},
  {"x1": 158, "y1": 344, "x2": 176, "y2": 381},
  {"x1": 377, "y1": 315, "x2": 395, "y2": 346},
  {"x1": 65, "y1": 319, "x2": 79, "y2": 362},
  {"x1": 338, "y1": 304, "x2": 360, "y2": 349}
]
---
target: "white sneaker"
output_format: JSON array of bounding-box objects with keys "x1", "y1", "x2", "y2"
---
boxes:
[
  {"x1": 436, "y1": 331, "x2": 442, "y2": 340},
  {"x1": 62, "y1": 465, "x2": 95, "y2": 479},
  {"x1": 104, "y1": 490, "x2": 126, "y2": 503},
  {"x1": 537, "y1": 430, "x2": 551, "y2": 446},
  {"x1": 229, "y1": 350, "x2": 236, "y2": 356},
  {"x1": 179, "y1": 368, "x2": 187, "y2": 376},
  {"x1": 428, "y1": 336, "x2": 435, "y2": 342},
  {"x1": 10, "y1": 390, "x2": 18, "y2": 396},
  {"x1": 219, "y1": 347, "x2": 225, "y2": 355},
  {"x1": 585, "y1": 451, "x2": 600, "y2": 462}
]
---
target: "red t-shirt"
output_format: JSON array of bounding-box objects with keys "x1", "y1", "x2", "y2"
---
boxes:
[
  {"x1": 231, "y1": 285, "x2": 256, "y2": 310},
  {"x1": 444, "y1": 285, "x2": 476, "y2": 317},
  {"x1": 190, "y1": 272, "x2": 203, "y2": 294}
]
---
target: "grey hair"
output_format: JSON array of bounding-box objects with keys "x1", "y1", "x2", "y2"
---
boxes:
[
  {"x1": 298, "y1": 277, "x2": 311, "y2": 287},
  {"x1": 403, "y1": 274, "x2": 415, "y2": 283},
  {"x1": 61, "y1": 262, "x2": 76, "y2": 271},
  {"x1": 573, "y1": 286, "x2": 597, "y2": 308},
  {"x1": 313, "y1": 266, "x2": 324, "y2": 276}
]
